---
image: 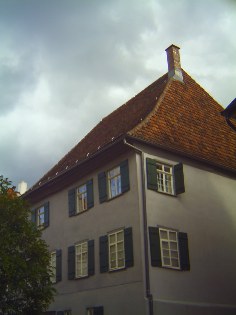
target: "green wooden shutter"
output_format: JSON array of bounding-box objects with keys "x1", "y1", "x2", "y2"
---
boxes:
[
  {"x1": 88, "y1": 240, "x2": 95, "y2": 276},
  {"x1": 44, "y1": 202, "x2": 49, "y2": 228},
  {"x1": 68, "y1": 246, "x2": 75, "y2": 280},
  {"x1": 56, "y1": 249, "x2": 62, "y2": 282},
  {"x1": 87, "y1": 179, "x2": 94, "y2": 209},
  {"x1": 149, "y1": 227, "x2": 162, "y2": 267},
  {"x1": 99, "y1": 235, "x2": 108, "y2": 273},
  {"x1": 178, "y1": 232, "x2": 190, "y2": 271},
  {"x1": 98, "y1": 172, "x2": 107, "y2": 203},
  {"x1": 68, "y1": 188, "x2": 76, "y2": 216},
  {"x1": 146, "y1": 158, "x2": 158, "y2": 191},
  {"x1": 124, "y1": 227, "x2": 134, "y2": 268},
  {"x1": 173, "y1": 163, "x2": 185, "y2": 195},
  {"x1": 120, "y1": 160, "x2": 130, "y2": 193}
]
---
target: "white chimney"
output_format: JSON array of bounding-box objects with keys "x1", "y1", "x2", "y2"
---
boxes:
[
  {"x1": 165, "y1": 44, "x2": 183, "y2": 82},
  {"x1": 18, "y1": 181, "x2": 28, "y2": 195}
]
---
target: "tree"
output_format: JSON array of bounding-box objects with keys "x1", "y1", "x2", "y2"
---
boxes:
[{"x1": 0, "y1": 176, "x2": 55, "y2": 314}]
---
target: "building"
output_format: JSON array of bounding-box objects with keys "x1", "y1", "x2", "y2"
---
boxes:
[{"x1": 24, "y1": 45, "x2": 236, "y2": 315}]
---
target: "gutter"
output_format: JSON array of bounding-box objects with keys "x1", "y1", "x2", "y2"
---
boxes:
[{"x1": 123, "y1": 138, "x2": 153, "y2": 315}]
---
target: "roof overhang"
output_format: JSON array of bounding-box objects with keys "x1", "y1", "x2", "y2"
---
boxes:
[{"x1": 23, "y1": 136, "x2": 131, "y2": 204}]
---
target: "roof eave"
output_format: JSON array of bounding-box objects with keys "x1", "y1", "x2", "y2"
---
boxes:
[
  {"x1": 24, "y1": 135, "x2": 129, "y2": 204},
  {"x1": 126, "y1": 135, "x2": 236, "y2": 176}
]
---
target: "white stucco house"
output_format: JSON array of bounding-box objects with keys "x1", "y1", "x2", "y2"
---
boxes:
[{"x1": 24, "y1": 45, "x2": 236, "y2": 315}]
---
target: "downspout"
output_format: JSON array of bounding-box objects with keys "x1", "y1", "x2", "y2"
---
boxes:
[{"x1": 123, "y1": 138, "x2": 153, "y2": 315}]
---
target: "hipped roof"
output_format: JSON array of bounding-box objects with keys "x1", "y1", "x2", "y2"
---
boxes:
[{"x1": 28, "y1": 69, "x2": 236, "y2": 195}]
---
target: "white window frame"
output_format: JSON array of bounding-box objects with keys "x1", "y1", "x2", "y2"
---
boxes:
[
  {"x1": 156, "y1": 163, "x2": 174, "y2": 195},
  {"x1": 107, "y1": 165, "x2": 122, "y2": 199},
  {"x1": 108, "y1": 229, "x2": 125, "y2": 271},
  {"x1": 76, "y1": 183, "x2": 87, "y2": 213},
  {"x1": 50, "y1": 251, "x2": 56, "y2": 284},
  {"x1": 75, "y1": 241, "x2": 88, "y2": 278},
  {"x1": 36, "y1": 205, "x2": 45, "y2": 227},
  {"x1": 159, "y1": 228, "x2": 180, "y2": 269}
]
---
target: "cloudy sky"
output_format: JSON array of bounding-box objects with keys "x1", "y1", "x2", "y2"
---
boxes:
[{"x1": 0, "y1": 0, "x2": 235, "y2": 189}]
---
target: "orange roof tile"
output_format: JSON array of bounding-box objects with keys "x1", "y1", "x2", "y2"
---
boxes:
[{"x1": 29, "y1": 68, "x2": 236, "y2": 193}]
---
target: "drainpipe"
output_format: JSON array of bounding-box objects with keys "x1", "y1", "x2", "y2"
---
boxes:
[{"x1": 123, "y1": 138, "x2": 153, "y2": 315}]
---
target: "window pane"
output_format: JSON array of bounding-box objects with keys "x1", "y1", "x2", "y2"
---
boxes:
[
  {"x1": 171, "y1": 250, "x2": 179, "y2": 259},
  {"x1": 163, "y1": 249, "x2": 170, "y2": 257},
  {"x1": 156, "y1": 163, "x2": 173, "y2": 194},
  {"x1": 171, "y1": 258, "x2": 180, "y2": 267},
  {"x1": 77, "y1": 184, "x2": 87, "y2": 212},
  {"x1": 170, "y1": 242, "x2": 177, "y2": 250},
  {"x1": 109, "y1": 230, "x2": 124, "y2": 270},
  {"x1": 163, "y1": 257, "x2": 170, "y2": 265},
  {"x1": 108, "y1": 166, "x2": 121, "y2": 198},
  {"x1": 109, "y1": 234, "x2": 116, "y2": 244},
  {"x1": 76, "y1": 242, "x2": 88, "y2": 277},
  {"x1": 162, "y1": 241, "x2": 169, "y2": 249},
  {"x1": 169, "y1": 232, "x2": 177, "y2": 241},
  {"x1": 160, "y1": 228, "x2": 180, "y2": 269},
  {"x1": 160, "y1": 230, "x2": 168, "y2": 239},
  {"x1": 117, "y1": 231, "x2": 124, "y2": 242}
]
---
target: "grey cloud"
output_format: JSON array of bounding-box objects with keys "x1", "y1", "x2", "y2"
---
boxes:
[{"x1": 0, "y1": 0, "x2": 235, "y2": 188}]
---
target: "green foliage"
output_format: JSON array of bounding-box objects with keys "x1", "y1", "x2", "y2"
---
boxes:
[{"x1": 0, "y1": 176, "x2": 55, "y2": 314}]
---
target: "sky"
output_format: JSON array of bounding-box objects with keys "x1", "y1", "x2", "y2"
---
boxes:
[{"x1": 0, "y1": 0, "x2": 236, "y2": 189}]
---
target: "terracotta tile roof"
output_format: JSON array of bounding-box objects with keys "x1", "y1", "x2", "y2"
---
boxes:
[
  {"x1": 30, "y1": 68, "x2": 236, "y2": 192},
  {"x1": 129, "y1": 70, "x2": 236, "y2": 171}
]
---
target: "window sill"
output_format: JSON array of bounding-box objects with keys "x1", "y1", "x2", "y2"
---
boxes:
[{"x1": 109, "y1": 266, "x2": 126, "y2": 273}]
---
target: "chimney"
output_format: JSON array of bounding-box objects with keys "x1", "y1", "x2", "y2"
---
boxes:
[
  {"x1": 165, "y1": 44, "x2": 183, "y2": 82},
  {"x1": 17, "y1": 180, "x2": 28, "y2": 195}
]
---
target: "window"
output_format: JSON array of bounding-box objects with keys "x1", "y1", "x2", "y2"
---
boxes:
[
  {"x1": 31, "y1": 202, "x2": 49, "y2": 228},
  {"x1": 87, "y1": 306, "x2": 103, "y2": 315},
  {"x1": 75, "y1": 241, "x2": 88, "y2": 278},
  {"x1": 159, "y1": 228, "x2": 180, "y2": 269},
  {"x1": 146, "y1": 158, "x2": 185, "y2": 195},
  {"x1": 68, "y1": 179, "x2": 94, "y2": 217},
  {"x1": 37, "y1": 206, "x2": 45, "y2": 227},
  {"x1": 50, "y1": 249, "x2": 62, "y2": 283},
  {"x1": 68, "y1": 240, "x2": 94, "y2": 280},
  {"x1": 76, "y1": 184, "x2": 87, "y2": 213},
  {"x1": 109, "y1": 230, "x2": 125, "y2": 270},
  {"x1": 98, "y1": 160, "x2": 130, "y2": 203},
  {"x1": 99, "y1": 227, "x2": 133, "y2": 273},
  {"x1": 108, "y1": 166, "x2": 121, "y2": 198},
  {"x1": 149, "y1": 226, "x2": 190, "y2": 271},
  {"x1": 156, "y1": 163, "x2": 173, "y2": 194},
  {"x1": 50, "y1": 251, "x2": 56, "y2": 283}
]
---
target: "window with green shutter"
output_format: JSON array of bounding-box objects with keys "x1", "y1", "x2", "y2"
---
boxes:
[
  {"x1": 68, "y1": 179, "x2": 94, "y2": 217},
  {"x1": 149, "y1": 226, "x2": 190, "y2": 271},
  {"x1": 98, "y1": 159, "x2": 130, "y2": 203},
  {"x1": 146, "y1": 158, "x2": 185, "y2": 195},
  {"x1": 68, "y1": 240, "x2": 95, "y2": 280},
  {"x1": 31, "y1": 201, "x2": 50, "y2": 229},
  {"x1": 99, "y1": 227, "x2": 134, "y2": 272}
]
